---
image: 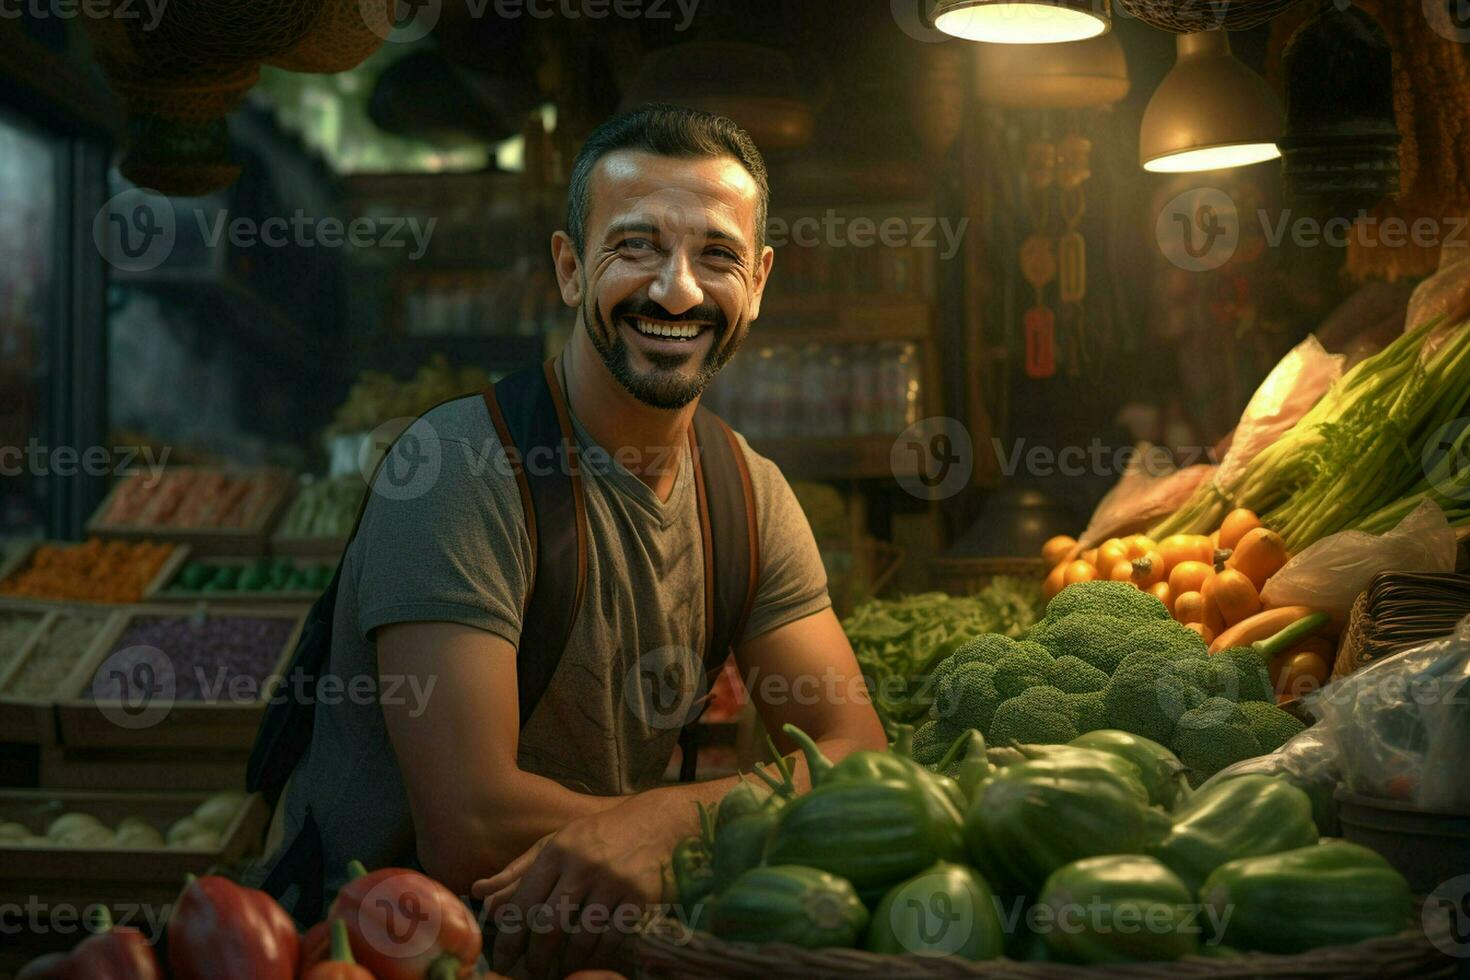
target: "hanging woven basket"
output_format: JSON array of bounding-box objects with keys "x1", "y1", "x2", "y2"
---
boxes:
[
  {"x1": 1117, "y1": 0, "x2": 1310, "y2": 32},
  {"x1": 85, "y1": 0, "x2": 391, "y2": 196}
]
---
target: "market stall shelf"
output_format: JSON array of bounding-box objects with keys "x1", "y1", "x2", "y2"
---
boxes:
[
  {"x1": 87, "y1": 467, "x2": 296, "y2": 557},
  {"x1": 0, "y1": 789, "x2": 269, "y2": 969},
  {"x1": 0, "y1": 606, "x2": 118, "y2": 745},
  {"x1": 145, "y1": 555, "x2": 334, "y2": 604},
  {"x1": 0, "y1": 539, "x2": 189, "y2": 605},
  {"x1": 54, "y1": 604, "x2": 305, "y2": 755}
]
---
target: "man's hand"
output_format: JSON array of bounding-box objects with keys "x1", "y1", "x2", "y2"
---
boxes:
[{"x1": 473, "y1": 792, "x2": 683, "y2": 976}]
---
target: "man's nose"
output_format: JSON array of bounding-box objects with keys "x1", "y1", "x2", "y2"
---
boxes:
[{"x1": 647, "y1": 246, "x2": 706, "y2": 317}]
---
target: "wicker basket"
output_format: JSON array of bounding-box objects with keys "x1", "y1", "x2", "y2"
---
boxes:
[
  {"x1": 1117, "y1": 0, "x2": 1308, "y2": 31},
  {"x1": 929, "y1": 557, "x2": 1049, "y2": 596},
  {"x1": 634, "y1": 903, "x2": 1457, "y2": 980}
]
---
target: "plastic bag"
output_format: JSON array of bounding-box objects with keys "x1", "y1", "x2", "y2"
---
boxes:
[
  {"x1": 1405, "y1": 241, "x2": 1470, "y2": 337},
  {"x1": 1213, "y1": 335, "x2": 1345, "y2": 492},
  {"x1": 1201, "y1": 726, "x2": 1344, "y2": 836},
  {"x1": 1260, "y1": 500, "x2": 1458, "y2": 627},
  {"x1": 1076, "y1": 450, "x2": 1214, "y2": 550},
  {"x1": 1308, "y1": 614, "x2": 1470, "y2": 812}
]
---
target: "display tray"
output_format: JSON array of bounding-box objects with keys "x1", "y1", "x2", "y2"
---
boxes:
[
  {"x1": 0, "y1": 788, "x2": 268, "y2": 886},
  {"x1": 86, "y1": 466, "x2": 296, "y2": 557},
  {"x1": 0, "y1": 607, "x2": 119, "y2": 745},
  {"x1": 55, "y1": 604, "x2": 305, "y2": 752},
  {"x1": 0, "y1": 539, "x2": 190, "y2": 605},
  {"x1": 145, "y1": 554, "x2": 334, "y2": 604}
]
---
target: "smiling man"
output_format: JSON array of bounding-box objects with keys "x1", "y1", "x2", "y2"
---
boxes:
[{"x1": 247, "y1": 104, "x2": 885, "y2": 975}]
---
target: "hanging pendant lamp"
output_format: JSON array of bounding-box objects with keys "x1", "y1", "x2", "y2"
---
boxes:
[
  {"x1": 932, "y1": 0, "x2": 1110, "y2": 45},
  {"x1": 1140, "y1": 29, "x2": 1283, "y2": 173}
]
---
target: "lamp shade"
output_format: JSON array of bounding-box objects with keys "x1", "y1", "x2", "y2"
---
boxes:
[
  {"x1": 1140, "y1": 30, "x2": 1283, "y2": 173},
  {"x1": 933, "y1": 0, "x2": 1110, "y2": 44},
  {"x1": 972, "y1": 31, "x2": 1129, "y2": 108}
]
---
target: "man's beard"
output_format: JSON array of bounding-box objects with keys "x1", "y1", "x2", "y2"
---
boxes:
[{"x1": 585, "y1": 295, "x2": 742, "y2": 410}]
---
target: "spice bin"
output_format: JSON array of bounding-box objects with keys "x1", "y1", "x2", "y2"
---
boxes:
[{"x1": 56, "y1": 604, "x2": 305, "y2": 753}]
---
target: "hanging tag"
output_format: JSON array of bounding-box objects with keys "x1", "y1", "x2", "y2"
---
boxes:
[{"x1": 1024, "y1": 306, "x2": 1056, "y2": 379}]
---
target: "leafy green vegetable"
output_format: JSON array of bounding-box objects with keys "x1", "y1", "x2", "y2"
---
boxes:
[{"x1": 844, "y1": 579, "x2": 1043, "y2": 726}]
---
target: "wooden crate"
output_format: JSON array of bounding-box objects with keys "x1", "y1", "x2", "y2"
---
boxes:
[
  {"x1": 145, "y1": 554, "x2": 334, "y2": 604},
  {"x1": 270, "y1": 532, "x2": 350, "y2": 559},
  {"x1": 0, "y1": 539, "x2": 190, "y2": 606},
  {"x1": 38, "y1": 744, "x2": 250, "y2": 791},
  {"x1": 56, "y1": 604, "x2": 305, "y2": 753},
  {"x1": 0, "y1": 607, "x2": 119, "y2": 745},
  {"x1": 0, "y1": 789, "x2": 269, "y2": 965},
  {"x1": 87, "y1": 467, "x2": 296, "y2": 557}
]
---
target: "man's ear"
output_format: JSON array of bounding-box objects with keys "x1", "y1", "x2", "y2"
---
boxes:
[
  {"x1": 550, "y1": 230, "x2": 582, "y2": 307},
  {"x1": 747, "y1": 244, "x2": 776, "y2": 322}
]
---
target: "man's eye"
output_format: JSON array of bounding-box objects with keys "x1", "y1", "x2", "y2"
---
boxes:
[
  {"x1": 621, "y1": 238, "x2": 656, "y2": 253},
  {"x1": 706, "y1": 247, "x2": 738, "y2": 261}
]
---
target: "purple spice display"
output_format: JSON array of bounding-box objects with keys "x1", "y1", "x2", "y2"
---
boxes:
[{"x1": 91, "y1": 615, "x2": 294, "y2": 703}]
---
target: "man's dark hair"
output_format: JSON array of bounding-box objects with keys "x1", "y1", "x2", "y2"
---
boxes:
[{"x1": 565, "y1": 103, "x2": 770, "y2": 258}]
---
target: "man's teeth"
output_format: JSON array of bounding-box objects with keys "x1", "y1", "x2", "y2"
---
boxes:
[{"x1": 629, "y1": 317, "x2": 703, "y2": 340}]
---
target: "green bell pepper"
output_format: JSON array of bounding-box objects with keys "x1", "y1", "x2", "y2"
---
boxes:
[
  {"x1": 673, "y1": 802, "x2": 717, "y2": 913},
  {"x1": 783, "y1": 723, "x2": 966, "y2": 863},
  {"x1": 709, "y1": 743, "x2": 797, "y2": 893},
  {"x1": 965, "y1": 755, "x2": 1171, "y2": 896},
  {"x1": 1068, "y1": 729, "x2": 1190, "y2": 810},
  {"x1": 933, "y1": 729, "x2": 991, "y2": 802},
  {"x1": 866, "y1": 861, "x2": 1004, "y2": 960},
  {"x1": 1038, "y1": 855, "x2": 1199, "y2": 964},
  {"x1": 987, "y1": 744, "x2": 1152, "y2": 803},
  {"x1": 710, "y1": 865, "x2": 869, "y2": 948},
  {"x1": 1149, "y1": 774, "x2": 1318, "y2": 893},
  {"x1": 1201, "y1": 841, "x2": 1410, "y2": 954}
]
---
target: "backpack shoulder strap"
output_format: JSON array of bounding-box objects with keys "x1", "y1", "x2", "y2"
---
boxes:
[
  {"x1": 679, "y1": 407, "x2": 759, "y2": 781},
  {"x1": 482, "y1": 359, "x2": 587, "y2": 729}
]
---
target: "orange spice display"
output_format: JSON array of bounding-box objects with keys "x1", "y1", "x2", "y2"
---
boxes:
[{"x1": 0, "y1": 538, "x2": 174, "y2": 603}]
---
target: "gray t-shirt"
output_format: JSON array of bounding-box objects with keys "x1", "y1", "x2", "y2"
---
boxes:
[{"x1": 249, "y1": 389, "x2": 829, "y2": 906}]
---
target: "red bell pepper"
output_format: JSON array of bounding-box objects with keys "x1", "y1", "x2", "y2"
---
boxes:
[
  {"x1": 167, "y1": 874, "x2": 299, "y2": 980},
  {"x1": 330, "y1": 860, "x2": 481, "y2": 980},
  {"x1": 16, "y1": 906, "x2": 162, "y2": 980},
  {"x1": 299, "y1": 917, "x2": 332, "y2": 973},
  {"x1": 302, "y1": 920, "x2": 375, "y2": 980}
]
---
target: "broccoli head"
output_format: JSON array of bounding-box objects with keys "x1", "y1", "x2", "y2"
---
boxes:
[
  {"x1": 1050, "y1": 655, "x2": 1109, "y2": 694},
  {"x1": 1030, "y1": 613, "x2": 1134, "y2": 674},
  {"x1": 931, "y1": 659, "x2": 1004, "y2": 732},
  {"x1": 1172, "y1": 697, "x2": 1263, "y2": 785},
  {"x1": 1124, "y1": 618, "x2": 1209, "y2": 661},
  {"x1": 930, "y1": 634, "x2": 1017, "y2": 690},
  {"x1": 988, "y1": 685, "x2": 1080, "y2": 745},
  {"x1": 1101, "y1": 650, "x2": 1208, "y2": 745},
  {"x1": 992, "y1": 641, "x2": 1058, "y2": 700},
  {"x1": 1065, "y1": 690, "x2": 1107, "y2": 733},
  {"x1": 909, "y1": 718, "x2": 952, "y2": 765},
  {"x1": 1042, "y1": 580, "x2": 1171, "y2": 626},
  {"x1": 1206, "y1": 646, "x2": 1275, "y2": 703},
  {"x1": 1237, "y1": 700, "x2": 1306, "y2": 753}
]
